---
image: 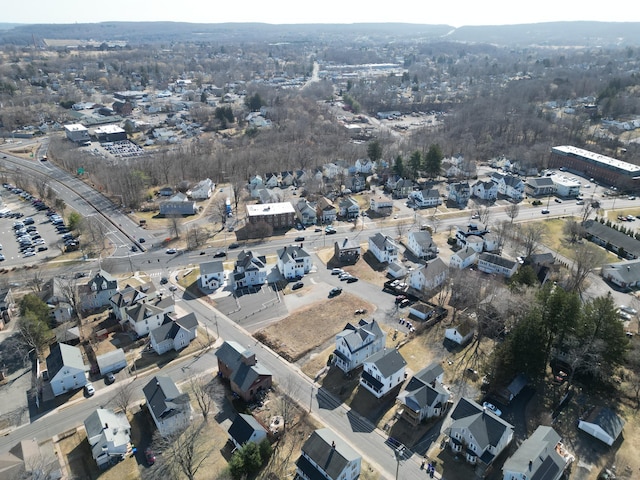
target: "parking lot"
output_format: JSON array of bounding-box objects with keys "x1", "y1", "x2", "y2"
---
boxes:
[{"x1": 0, "y1": 184, "x2": 77, "y2": 266}]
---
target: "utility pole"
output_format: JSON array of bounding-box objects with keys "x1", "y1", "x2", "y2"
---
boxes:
[
  {"x1": 394, "y1": 446, "x2": 405, "y2": 480},
  {"x1": 309, "y1": 386, "x2": 314, "y2": 412}
]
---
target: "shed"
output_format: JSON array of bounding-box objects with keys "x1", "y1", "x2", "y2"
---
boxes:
[
  {"x1": 96, "y1": 348, "x2": 127, "y2": 376},
  {"x1": 578, "y1": 407, "x2": 625, "y2": 446}
]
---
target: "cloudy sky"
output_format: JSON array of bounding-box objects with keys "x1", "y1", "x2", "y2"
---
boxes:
[{"x1": 4, "y1": 0, "x2": 640, "y2": 27}]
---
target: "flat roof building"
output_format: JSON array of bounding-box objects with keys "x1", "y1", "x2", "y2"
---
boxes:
[
  {"x1": 64, "y1": 123, "x2": 91, "y2": 143},
  {"x1": 246, "y1": 202, "x2": 296, "y2": 229}
]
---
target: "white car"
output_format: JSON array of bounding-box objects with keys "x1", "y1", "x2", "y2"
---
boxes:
[
  {"x1": 620, "y1": 305, "x2": 638, "y2": 315},
  {"x1": 482, "y1": 402, "x2": 502, "y2": 417},
  {"x1": 166, "y1": 248, "x2": 177, "y2": 254},
  {"x1": 23, "y1": 251, "x2": 36, "y2": 257},
  {"x1": 84, "y1": 383, "x2": 95, "y2": 396}
]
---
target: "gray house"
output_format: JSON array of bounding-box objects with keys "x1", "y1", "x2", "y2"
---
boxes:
[{"x1": 159, "y1": 192, "x2": 197, "y2": 216}]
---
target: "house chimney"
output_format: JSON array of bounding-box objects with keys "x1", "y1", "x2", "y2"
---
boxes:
[
  {"x1": 331, "y1": 441, "x2": 336, "y2": 449},
  {"x1": 529, "y1": 459, "x2": 533, "y2": 470},
  {"x1": 104, "y1": 423, "x2": 109, "y2": 430}
]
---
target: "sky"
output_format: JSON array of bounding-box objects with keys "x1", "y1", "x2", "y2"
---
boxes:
[{"x1": 3, "y1": 0, "x2": 640, "y2": 28}]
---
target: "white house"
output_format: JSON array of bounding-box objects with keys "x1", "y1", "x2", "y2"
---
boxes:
[
  {"x1": 449, "y1": 246, "x2": 478, "y2": 270},
  {"x1": 233, "y1": 251, "x2": 268, "y2": 290},
  {"x1": 491, "y1": 172, "x2": 525, "y2": 200},
  {"x1": 355, "y1": 158, "x2": 376, "y2": 174},
  {"x1": 406, "y1": 231, "x2": 439, "y2": 260},
  {"x1": 445, "y1": 316, "x2": 476, "y2": 346},
  {"x1": 84, "y1": 408, "x2": 131, "y2": 468},
  {"x1": 477, "y1": 253, "x2": 518, "y2": 278},
  {"x1": 46, "y1": 343, "x2": 88, "y2": 396},
  {"x1": 338, "y1": 196, "x2": 360, "y2": 219},
  {"x1": 150, "y1": 312, "x2": 199, "y2": 355},
  {"x1": 448, "y1": 182, "x2": 471, "y2": 206},
  {"x1": 360, "y1": 348, "x2": 407, "y2": 398},
  {"x1": 577, "y1": 407, "x2": 625, "y2": 446},
  {"x1": 316, "y1": 197, "x2": 337, "y2": 224},
  {"x1": 471, "y1": 180, "x2": 498, "y2": 201},
  {"x1": 333, "y1": 319, "x2": 386, "y2": 373},
  {"x1": 369, "y1": 195, "x2": 393, "y2": 215},
  {"x1": 296, "y1": 428, "x2": 361, "y2": 480},
  {"x1": 295, "y1": 199, "x2": 318, "y2": 226},
  {"x1": 409, "y1": 258, "x2": 448, "y2": 293},
  {"x1": 276, "y1": 245, "x2": 312, "y2": 280},
  {"x1": 110, "y1": 282, "x2": 158, "y2": 322},
  {"x1": 142, "y1": 375, "x2": 193, "y2": 437},
  {"x1": 199, "y1": 260, "x2": 225, "y2": 291},
  {"x1": 369, "y1": 233, "x2": 399, "y2": 264},
  {"x1": 228, "y1": 413, "x2": 268, "y2": 450},
  {"x1": 188, "y1": 178, "x2": 215, "y2": 199},
  {"x1": 396, "y1": 363, "x2": 450, "y2": 426},
  {"x1": 124, "y1": 296, "x2": 175, "y2": 338},
  {"x1": 446, "y1": 397, "x2": 514, "y2": 467},
  {"x1": 410, "y1": 188, "x2": 442, "y2": 208},
  {"x1": 79, "y1": 270, "x2": 119, "y2": 310},
  {"x1": 502, "y1": 426, "x2": 574, "y2": 480}
]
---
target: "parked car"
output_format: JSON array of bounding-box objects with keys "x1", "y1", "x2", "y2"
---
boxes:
[
  {"x1": 105, "y1": 372, "x2": 116, "y2": 384},
  {"x1": 346, "y1": 276, "x2": 359, "y2": 283},
  {"x1": 331, "y1": 268, "x2": 344, "y2": 275},
  {"x1": 228, "y1": 242, "x2": 240, "y2": 249},
  {"x1": 160, "y1": 277, "x2": 169, "y2": 284},
  {"x1": 482, "y1": 402, "x2": 502, "y2": 417},
  {"x1": 166, "y1": 248, "x2": 177, "y2": 254},
  {"x1": 329, "y1": 287, "x2": 343, "y2": 297},
  {"x1": 620, "y1": 305, "x2": 638, "y2": 315},
  {"x1": 292, "y1": 282, "x2": 304, "y2": 290},
  {"x1": 84, "y1": 383, "x2": 95, "y2": 396},
  {"x1": 295, "y1": 236, "x2": 305, "y2": 242}
]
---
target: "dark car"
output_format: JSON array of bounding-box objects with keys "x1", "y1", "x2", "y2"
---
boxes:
[
  {"x1": 131, "y1": 245, "x2": 138, "y2": 252},
  {"x1": 139, "y1": 238, "x2": 146, "y2": 243},
  {"x1": 295, "y1": 236, "x2": 305, "y2": 242},
  {"x1": 213, "y1": 250, "x2": 226, "y2": 258},
  {"x1": 144, "y1": 448, "x2": 156, "y2": 466},
  {"x1": 292, "y1": 282, "x2": 304, "y2": 290},
  {"x1": 228, "y1": 242, "x2": 240, "y2": 249},
  {"x1": 329, "y1": 287, "x2": 343, "y2": 297},
  {"x1": 160, "y1": 277, "x2": 169, "y2": 284},
  {"x1": 105, "y1": 372, "x2": 116, "y2": 384},
  {"x1": 37, "y1": 246, "x2": 48, "y2": 252},
  {"x1": 346, "y1": 276, "x2": 359, "y2": 283},
  {"x1": 541, "y1": 209, "x2": 550, "y2": 214}
]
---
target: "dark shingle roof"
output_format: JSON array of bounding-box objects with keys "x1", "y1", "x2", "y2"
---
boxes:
[
  {"x1": 142, "y1": 375, "x2": 190, "y2": 420},
  {"x1": 298, "y1": 429, "x2": 359, "y2": 480},
  {"x1": 450, "y1": 397, "x2": 514, "y2": 451},
  {"x1": 228, "y1": 413, "x2": 266, "y2": 446}
]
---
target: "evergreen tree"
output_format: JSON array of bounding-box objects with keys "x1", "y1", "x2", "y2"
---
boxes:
[
  {"x1": 424, "y1": 144, "x2": 443, "y2": 179},
  {"x1": 367, "y1": 140, "x2": 382, "y2": 163}
]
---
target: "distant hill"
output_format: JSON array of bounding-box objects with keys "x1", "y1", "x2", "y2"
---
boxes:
[{"x1": 1, "y1": 21, "x2": 639, "y2": 47}]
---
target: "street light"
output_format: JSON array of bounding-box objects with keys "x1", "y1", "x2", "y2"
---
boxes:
[{"x1": 394, "y1": 446, "x2": 405, "y2": 480}]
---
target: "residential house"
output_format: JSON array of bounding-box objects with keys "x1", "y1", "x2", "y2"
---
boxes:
[
  {"x1": 408, "y1": 302, "x2": 436, "y2": 321},
  {"x1": 471, "y1": 180, "x2": 499, "y2": 201},
  {"x1": 360, "y1": 348, "x2": 407, "y2": 398},
  {"x1": 333, "y1": 319, "x2": 386, "y2": 373},
  {"x1": 477, "y1": 253, "x2": 518, "y2": 278},
  {"x1": 84, "y1": 408, "x2": 131, "y2": 468},
  {"x1": 502, "y1": 426, "x2": 574, "y2": 480},
  {"x1": 294, "y1": 170, "x2": 307, "y2": 186},
  {"x1": 188, "y1": 178, "x2": 214, "y2": 199},
  {"x1": 294, "y1": 199, "x2": 318, "y2": 226},
  {"x1": 449, "y1": 246, "x2": 479, "y2": 270},
  {"x1": 369, "y1": 233, "x2": 399, "y2": 264},
  {"x1": 601, "y1": 258, "x2": 640, "y2": 289},
  {"x1": 79, "y1": 270, "x2": 119, "y2": 310},
  {"x1": 296, "y1": 428, "x2": 361, "y2": 480},
  {"x1": 228, "y1": 413, "x2": 268, "y2": 451},
  {"x1": 578, "y1": 407, "x2": 625, "y2": 446},
  {"x1": 396, "y1": 363, "x2": 450, "y2": 426},
  {"x1": 150, "y1": 312, "x2": 199, "y2": 355},
  {"x1": 392, "y1": 179, "x2": 414, "y2": 198},
  {"x1": 448, "y1": 182, "x2": 471, "y2": 207},
  {"x1": 446, "y1": 397, "x2": 514, "y2": 468},
  {"x1": 525, "y1": 177, "x2": 556, "y2": 197},
  {"x1": 96, "y1": 348, "x2": 127, "y2": 376},
  {"x1": 215, "y1": 341, "x2": 273, "y2": 401},
  {"x1": 316, "y1": 197, "x2": 337, "y2": 224},
  {"x1": 410, "y1": 188, "x2": 442, "y2": 208},
  {"x1": 334, "y1": 238, "x2": 361, "y2": 264},
  {"x1": 41, "y1": 278, "x2": 72, "y2": 323},
  {"x1": 110, "y1": 282, "x2": 157, "y2": 322},
  {"x1": 280, "y1": 171, "x2": 295, "y2": 187},
  {"x1": 263, "y1": 173, "x2": 280, "y2": 189},
  {"x1": 387, "y1": 261, "x2": 407, "y2": 279},
  {"x1": 491, "y1": 172, "x2": 525, "y2": 200},
  {"x1": 455, "y1": 223, "x2": 490, "y2": 250},
  {"x1": 248, "y1": 175, "x2": 263, "y2": 191},
  {"x1": 143, "y1": 375, "x2": 193, "y2": 437},
  {"x1": 409, "y1": 258, "x2": 449, "y2": 293},
  {"x1": 276, "y1": 245, "x2": 312, "y2": 279},
  {"x1": 348, "y1": 173, "x2": 366, "y2": 193},
  {"x1": 159, "y1": 192, "x2": 198, "y2": 216},
  {"x1": 233, "y1": 250, "x2": 268, "y2": 290},
  {"x1": 445, "y1": 316, "x2": 476, "y2": 346},
  {"x1": 369, "y1": 195, "x2": 393, "y2": 215},
  {"x1": 158, "y1": 186, "x2": 174, "y2": 197},
  {"x1": 338, "y1": 196, "x2": 360, "y2": 219},
  {"x1": 46, "y1": 343, "x2": 88, "y2": 396},
  {"x1": 124, "y1": 296, "x2": 175, "y2": 338},
  {"x1": 355, "y1": 158, "x2": 376, "y2": 174},
  {"x1": 199, "y1": 260, "x2": 225, "y2": 291},
  {"x1": 406, "y1": 231, "x2": 439, "y2": 260}
]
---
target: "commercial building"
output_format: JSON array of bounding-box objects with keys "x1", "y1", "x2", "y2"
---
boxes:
[
  {"x1": 246, "y1": 202, "x2": 296, "y2": 229},
  {"x1": 64, "y1": 124, "x2": 91, "y2": 143}
]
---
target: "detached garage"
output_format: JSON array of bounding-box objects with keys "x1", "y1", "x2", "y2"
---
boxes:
[
  {"x1": 578, "y1": 407, "x2": 625, "y2": 446},
  {"x1": 96, "y1": 348, "x2": 127, "y2": 376}
]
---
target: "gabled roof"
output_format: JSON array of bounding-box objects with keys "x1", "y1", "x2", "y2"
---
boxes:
[
  {"x1": 200, "y1": 260, "x2": 224, "y2": 275},
  {"x1": 409, "y1": 230, "x2": 434, "y2": 246},
  {"x1": 86, "y1": 270, "x2": 117, "y2": 291},
  {"x1": 276, "y1": 245, "x2": 310, "y2": 263},
  {"x1": 370, "y1": 232, "x2": 397, "y2": 251},
  {"x1": 364, "y1": 348, "x2": 406, "y2": 377},
  {"x1": 502, "y1": 426, "x2": 565, "y2": 479},
  {"x1": 84, "y1": 408, "x2": 130, "y2": 447},
  {"x1": 151, "y1": 313, "x2": 198, "y2": 344},
  {"x1": 126, "y1": 302, "x2": 164, "y2": 323},
  {"x1": 228, "y1": 413, "x2": 267, "y2": 446},
  {"x1": 142, "y1": 375, "x2": 190, "y2": 421},
  {"x1": 417, "y1": 257, "x2": 448, "y2": 281},
  {"x1": 336, "y1": 319, "x2": 385, "y2": 354},
  {"x1": 584, "y1": 219, "x2": 640, "y2": 258},
  {"x1": 297, "y1": 428, "x2": 360, "y2": 480},
  {"x1": 527, "y1": 177, "x2": 555, "y2": 187},
  {"x1": 582, "y1": 407, "x2": 625, "y2": 441},
  {"x1": 479, "y1": 252, "x2": 517, "y2": 270},
  {"x1": 449, "y1": 397, "x2": 514, "y2": 451},
  {"x1": 46, "y1": 343, "x2": 86, "y2": 377}
]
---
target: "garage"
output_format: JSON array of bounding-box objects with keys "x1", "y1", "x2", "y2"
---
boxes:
[
  {"x1": 577, "y1": 407, "x2": 625, "y2": 446},
  {"x1": 96, "y1": 348, "x2": 127, "y2": 376}
]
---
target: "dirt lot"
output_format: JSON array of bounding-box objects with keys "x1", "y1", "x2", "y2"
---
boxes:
[{"x1": 254, "y1": 292, "x2": 376, "y2": 362}]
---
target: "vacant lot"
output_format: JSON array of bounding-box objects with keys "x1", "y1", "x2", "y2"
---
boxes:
[{"x1": 254, "y1": 292, "x2": 375, "y2": 362}]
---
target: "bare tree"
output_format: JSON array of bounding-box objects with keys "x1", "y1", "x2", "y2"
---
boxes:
[
  {"x1": 56, "y1": 277, "x2": 82, "y2": 320},
  {"x1": 395, "y1": 220, "x2": 410, "y2": 240},
  {"x1": 212, "y1": 198, "x2": 228, "y2": 226},
  {"x1": 152, "y1": 422, "x2": 211, "y2": 480},
  {"x1": 517, "y1": 223, "x2": 545, "y2": 259},
  {"x1": 189, "y1": 374, "x2": 214, "y2": 421},
  {"x1": 491, "y1": 220, "x2": 510, "y2": 254},
  {"x1": 167, "y1": 214, "x2": 183, "y2": 239},
  {"x1": 186, "y1": 225, "x2": 207, "y2": 250},
  {"x1": 274, "y1": 374, "x2": 301, "y2": 435},
  {"x1": 111, "y1": 381, "x2": 135, "y2": 415},
  {"x1": 479, "y1": 205, "x2": 492, "y2": 226},
  {"x1": 429, "y1": 212, "x2": 442, "y2": 234},
  {"x1": 562, "y1": 218, "x2": 584, "y2": 244},
  {"x1": 565, "y1": 242, "x2": 606, "y2": 294},
  {"x1": 504, "y1": 203, "x2": 520, "y2": 224},
  {"x1": 579, "y1": 201, "x2": 595, "y2": 224},
  {"x1": 27, "y1": 270, "x2": 46, "y2": 294}
]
